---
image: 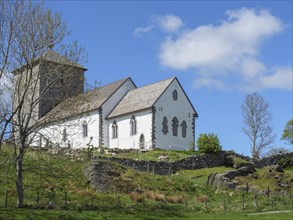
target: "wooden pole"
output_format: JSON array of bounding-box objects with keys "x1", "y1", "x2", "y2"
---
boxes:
[
  {"x1": 147, "y1": 163, "x2": 149, "y2": 173},
  {"x1": 242, "y1": 194, "x2": 245, "y2": 211},
  {"x1": 117, "y1": 195, "x2": 121, "y2": 207},
  {"x1": 64, "y1": 192, "x2": 67, "y2": 207},
  {"x1": 36, "y1": 191, "x2": 40, "y2": 208},
  {"x1": 254, "y1": 194, "x2": 258, "y2": 210},
  {"x1": 267, "y1": 186, "x2": 270, "y2": 198},
  {"x1": 5, "y1": 190, "x2": 8, "y2": 208}
]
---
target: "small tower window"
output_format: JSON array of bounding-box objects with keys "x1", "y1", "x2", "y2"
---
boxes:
[
  {"x1": 181, "y1": 120, "x2": 187, "y2": 138},
  {"x1": 82, "y1": 123, "x2": 88, "y2": 138},
  {"x1": 162, "y1": 116, "x2": 168, "y2": 135},
  {"x1": 130, "y1": 115, "x2": 137, "y2": 135},
  {"x1": 62, "y1": 128, "x2": 67, "y2": 141},
  {"x1": 172, "y1": 89, "x2": 178, "y2": 100},
  {"x1": 112, "y1": 120, "x2": 118, "y2": 139},
  {"x1": 172, "y1": 117, "x2": 179, "y2": 136}
]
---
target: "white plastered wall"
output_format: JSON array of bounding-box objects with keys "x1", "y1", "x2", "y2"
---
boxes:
[
  {"x1": 108, "y1": 109, "x2": 153, "y2": 149},
  {"x1": 102, "y1": 78, "x2": 136, "y2": 147},
  {"x1": 38, "y1": 110, "x2": 100, "y2": 148},
  {"x1": 154, "y1": 79, "x2": 196, "y2": 150}
]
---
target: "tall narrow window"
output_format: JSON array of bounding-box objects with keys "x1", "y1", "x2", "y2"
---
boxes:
[
  {"x1": 172, "y1": 89, "x2": 178, "y2": 100},
  {"x1": 62, "y1": 128, "x2": 67, "y2": 141},
  {"x1": 112, "y1": 120, "x2": 118, "y2": 139},
  {"x1": 162, "y1": 116, "x2": 168, "y2": 135},
  {"x1": 83, "y1": 123, "x2": 88, "y2": 138},
  {"x1": 130, "y1": 115, "x2": 137, "y2": 135},
  {"x1": 172, "y1": 117, "x2": 179, "y2": 136},
  {"x1": 181, "y1": 120, "x2": 187, "y2": 138}
]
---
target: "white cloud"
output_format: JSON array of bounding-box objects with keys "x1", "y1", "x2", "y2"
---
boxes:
[
  {"x1": 133, "y1": 14, "x2": 182, "y2": 37},
  {"x1": 158, "y1": 8, "x2": 291, "y2": 91},
  {"x1": 193, "y1": 77, "x2": 226, "y2": 90},
  {"x1": 154, "y1": 15, "x2": 183, "y2": 33},
  {"x1": 133, "y1": 25, "x2": 154, "y2": 37},
  {"x1": 260, "y1": 67, "x2": 293, "y2": 90}
]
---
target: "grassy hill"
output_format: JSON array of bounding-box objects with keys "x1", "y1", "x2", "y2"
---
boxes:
[{"x1": 0, "y1": 146, "x2": 292, "y2": 219}]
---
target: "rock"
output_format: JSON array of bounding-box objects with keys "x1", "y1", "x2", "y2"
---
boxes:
[
  {"x1": 237, "y1": 166, "x2": 256, "y2": 175},
  {"x1": 269, "y1": 165, "x2": 284, "y2": 173},
  {"x1": 274, "y1": 175, "x2": 279, "y2": 180},
  {"x1": 225, "y1": 156, "x2": 234, "y2": 167},
  {"x1": 84, "y1": 160, "x2": 136, "y2": 193},
  {"x1": 278, "y1": 181, "x2": 288, "y2": 188},
  {"x1": 234, "y1": 161, "x2": 255, "y2": 170},
  {"x1": 158, "y1": 155, "x2": 169, "y2": 161},
  {"x1": 226, "y1": 181, "x2": 237, "y2": 189},
  {"x1": 207, "y1": 166, "x2": 255, "y2": 189}
]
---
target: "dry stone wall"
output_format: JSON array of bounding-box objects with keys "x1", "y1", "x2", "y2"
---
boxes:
[{"x1": 93, "y1": 151, "x2": 293, "y2": 175}]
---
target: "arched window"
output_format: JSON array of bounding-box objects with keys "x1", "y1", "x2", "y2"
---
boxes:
[
  {"x1": 112, "y1": 120, "x2": 118, "y2": 139},
  {"x1": 139, "y1": 134, "x2": 145, "y2": 150},
  {"x1": 82, "y1": 122, "x2": 88, "y2": 138},
  {"x1": 130, "y1": 115, "x2": 137, "y2": 135},
  {"x1": 162, "y1": 116, "x2": 168, "y2": 135},
  {"x1": 62, "y1": 128, "x2": 67, "y2": 141},
  {"x1": 172, "y1": 117, "x2": 179, "y2": 136},
  {"x1": 181, "y1": 120, "x2": 187, "y2": 138},
  {"x1": 172, "y1": 89, "x2": 178, "y2": 100}
]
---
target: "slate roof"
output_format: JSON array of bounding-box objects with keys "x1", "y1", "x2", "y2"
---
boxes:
[
  {"x1": 40, "y1": 51, "x2": 87, "y2": 70},
  {"x1": 12, "y1": 50, "x2": 86, "y2": 74},
  {"x1": 107, "y1": 77, "x2": 175, "y2": 119},
  {"x1": 40, "y1": 77, "x2": 132, "y2": 122}
]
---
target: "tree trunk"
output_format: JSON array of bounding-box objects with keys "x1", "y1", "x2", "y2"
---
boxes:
[{"x1": 16, "y1": 150, "x2": 24, "y2": 208}]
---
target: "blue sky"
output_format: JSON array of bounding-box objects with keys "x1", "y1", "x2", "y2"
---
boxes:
[{"x1": 46, "y1": 1, "x2": 292, "y2": 156}]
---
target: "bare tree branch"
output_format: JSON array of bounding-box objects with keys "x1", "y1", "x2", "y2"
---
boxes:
[
  {"x1": 0, "y1": 1, "x2": 86, "y2": 208},
  {"x1": 241, "y1": 92, "x2": 276, "y2": 159}
]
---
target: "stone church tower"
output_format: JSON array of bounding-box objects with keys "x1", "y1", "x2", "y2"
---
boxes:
[{"x1": 12, "y1": 51, "x2": 87, "y2": 126}]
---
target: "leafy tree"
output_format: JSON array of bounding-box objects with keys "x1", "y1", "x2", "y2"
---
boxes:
[
  {"x1": 241, "y1": 93, "x2": 276, "y2": 159},
  {"x1": 281, "y1": 119, "x2": 293, "y2": 145},
  {"x1": 197, "y1": 133, "x2": 222, "y2": 154}
]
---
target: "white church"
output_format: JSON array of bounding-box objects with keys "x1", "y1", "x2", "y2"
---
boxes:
[{"x1": 14, "y1": 51, "x2": 198, "y2": 151}]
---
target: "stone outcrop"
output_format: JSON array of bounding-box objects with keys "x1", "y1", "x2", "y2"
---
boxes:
[
  {"x1": 207, "y1": 166, "x2": 256, "y2": 189},
  {"x1": 253, "y1": 153, "x2": 293, "y2": 168},
  {"x1": 84, "y1": 160, "x2": 137, "y2": 193},
  {"x1": 269, "y1": 164, "x2": 284, "y2": 173}
]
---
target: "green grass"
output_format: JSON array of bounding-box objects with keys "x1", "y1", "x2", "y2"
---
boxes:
[
  {"x1": 0, "y1": 208, "x2": 292, "y2": 220},
  {"x1": 0, "y1": 145, "x2": 292, "y2": 219},
  {"x1": 236, "y1": 167, "x2": 293, "y2": 191},
  {"x1": 95, "y1": 148, "x2": 198, "y2": 162}
]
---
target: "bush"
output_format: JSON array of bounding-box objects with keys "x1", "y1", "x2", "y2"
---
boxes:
[{"x1": 197, "y1": 133, "x2": 222, "y2": 154}]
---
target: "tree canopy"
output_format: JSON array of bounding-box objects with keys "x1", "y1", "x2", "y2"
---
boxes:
[
  {"x1": 281, "y1": 119, "x2": 293, "y2": 145},
  {"x1": 197, "y1": 133, "x2": 222, "y2": 154}
]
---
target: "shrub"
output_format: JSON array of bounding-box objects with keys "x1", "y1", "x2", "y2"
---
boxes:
[
  {"x1": 153, "y1": 193, "x2": 166, "y2": 202},
  {"x1": 129, "y1": 192, "x2": 144, "y2": 203},
  {"x1": 197, "y1": 133, "x2": 222, "y2": 154},
  {"x1": 165, "y1": 195, "x2": 184, "y2": 203}
]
